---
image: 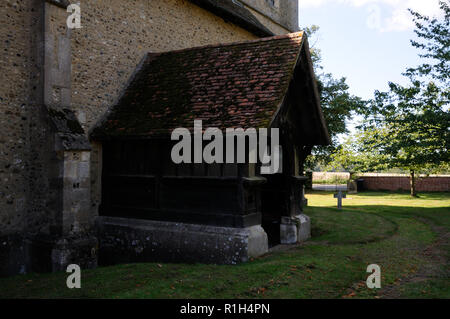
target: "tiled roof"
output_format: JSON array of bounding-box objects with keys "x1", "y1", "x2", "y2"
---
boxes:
[
  {"x1": 91, "y1": 32, "x2": 328, "y2": 143},
  {"x1": 188, "y1": 0, "x2": 274, "y2": 37}
]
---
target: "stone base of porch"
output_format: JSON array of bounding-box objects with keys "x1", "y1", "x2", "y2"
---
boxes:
[
  {"x1": 280, "y1": 214, "x2": 311, "y2": 244},
  {"x1": 0, "y1": 233, "x2": 98, "y2": 277},
  {"x1": 96, "y1": 216, "x2": 269, "y2": 265}
]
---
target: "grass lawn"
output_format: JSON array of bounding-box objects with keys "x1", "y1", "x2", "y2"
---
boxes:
[{"x1": 0, "y1": 191, "x2": 448, "y2": 299}]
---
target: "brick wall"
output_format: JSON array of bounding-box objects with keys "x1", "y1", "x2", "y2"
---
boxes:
[{"x1": 360, "y1": 175, "x2": 450, "y2": 192}]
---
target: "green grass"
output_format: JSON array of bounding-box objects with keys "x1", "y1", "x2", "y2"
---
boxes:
[
  {"x1": 0, "y1": 191, "x2": 448, "y2": 299},
  {"x1": 309, "y1": 209, "x2": 398, "y2": 244}
]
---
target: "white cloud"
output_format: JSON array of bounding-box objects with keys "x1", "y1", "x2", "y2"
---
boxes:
[{"x1": 300, "y1": 0, "x2": 443, "y2": 32}]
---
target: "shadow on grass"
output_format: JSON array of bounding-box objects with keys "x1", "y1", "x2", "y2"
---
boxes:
[
  {"x1": 306, "y1": 207, "x2": 399, "y2": 245},
  {"x1": 307, "y1": 190, "x2": 449, "y2": 198}
]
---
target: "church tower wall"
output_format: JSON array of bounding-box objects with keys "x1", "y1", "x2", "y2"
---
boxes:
[{"x1": 240, "y1": 0, "x2": 300, "y2": 34}]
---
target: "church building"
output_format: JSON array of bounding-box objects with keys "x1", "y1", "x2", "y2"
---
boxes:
[{"x1": 0, "y1": 0, "x2": 329, "y2": 276}]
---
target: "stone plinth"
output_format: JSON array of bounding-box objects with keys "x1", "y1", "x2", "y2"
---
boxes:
[
  {"x1": 280, "y1": 214, "x2": 311, "y2": 244},
  {"x1": 97, "y1": 217, "x2": 269, "y2": 265}
]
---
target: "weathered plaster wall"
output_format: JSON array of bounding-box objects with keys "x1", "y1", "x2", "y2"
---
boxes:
[
  {"x1": 0, "y1": 0, "x2": 35, "y2": 235},
  {"x1": 244, "y1": 7, "x2": 290, "y2": 35},
  {"x1": 240, "y1": 0, "x2": 299, "y2": 33},
  {"x1": 69, "y1": 0, "x2": 258, "y2": 131},
  {"x1": 0, "y1": 0, "x2": 96, "y2": 276},
  {"x1": 0, "y1": 1, "x2": 73, "y2": 240},
  {"x1": 0, "y1": 0, "x2": 47, "y2": 276}
]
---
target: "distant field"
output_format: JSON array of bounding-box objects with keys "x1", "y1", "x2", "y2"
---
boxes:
[
  {"x1": 312, "y1": 172, "x2": 350, "y2": 185},
  {"x1": 312, "y1": 179, "x2": 348, "y2": 185}
]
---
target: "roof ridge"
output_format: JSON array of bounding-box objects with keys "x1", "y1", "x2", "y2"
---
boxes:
[{"x1": 147, "y1": 31, "x2": 304, "y2": 57}]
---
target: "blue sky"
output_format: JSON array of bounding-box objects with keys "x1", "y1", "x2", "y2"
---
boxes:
[{"x1": 298, "y1": 0, "x2": 443, "y2": 100}]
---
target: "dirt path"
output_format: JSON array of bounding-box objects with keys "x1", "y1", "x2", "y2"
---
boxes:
[{"x1": 380, "y1": 219, "x2": 449, "y2": 299}]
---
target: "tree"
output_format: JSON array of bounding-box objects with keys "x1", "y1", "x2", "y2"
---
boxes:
[
  {"x1": 405, "y1": 1, "x2": 450, "y2": 84},
  {"x1": 326, "y1": 131, "x2": 389, "y2": 173},
  {"x1": 360, "y1": 1, "x2": 450, "y2": 196},
  {"x1": 328, "y1": 123, "x2": 449, "y2": 173},
  {"x1": 302, "y1": 26, "x2": 368, "y2": 170}
]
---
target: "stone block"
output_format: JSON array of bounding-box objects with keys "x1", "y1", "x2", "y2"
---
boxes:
[
  {"x1": 295, "y1": 214, "x2": 311, "y2": 242},
  {"x1": 78, "y1": 162, "x2": 90, "y2": 179},
  {"x1": 64, "y1": 160, "x2": 78, "y2": 179},
  {"x1": 280, "y1": 216, "x2": 297, "y2": 244},
  {"x1": 247, "y1": 224, "x2": 269, "y2": 258},
  {"x1": 0, "y1": 235, "x2": 29, "y2": 277},
  {"x1": 280, "y1": 214, "x2": 311, "y2": 244},
  {"x1": 81, "y1": 151, "x2": 90, "y2": 162},
  {"x1": 51, "y1": 235, "x2": 98, "y2": 272},
  {"x1": 97, "y1": 217, "x2": 269, "y2": 265}
]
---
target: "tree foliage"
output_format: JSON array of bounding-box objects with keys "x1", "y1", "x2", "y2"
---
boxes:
[
  {"x1": 302, "y1": 26, "x2": 368, "y2": 170},
  {"x1": 351, "y1": 1, "x2": 450, "y2": 195}
]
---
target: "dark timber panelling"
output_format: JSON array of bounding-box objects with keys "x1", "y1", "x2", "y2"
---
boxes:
[{"x1": 100, "y1": 140, "x2": 261, "y2": 228}]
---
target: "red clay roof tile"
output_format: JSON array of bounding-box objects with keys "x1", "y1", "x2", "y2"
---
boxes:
[{"x1": 92, "y1": 32, "x2": 310, "y2": 139}]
